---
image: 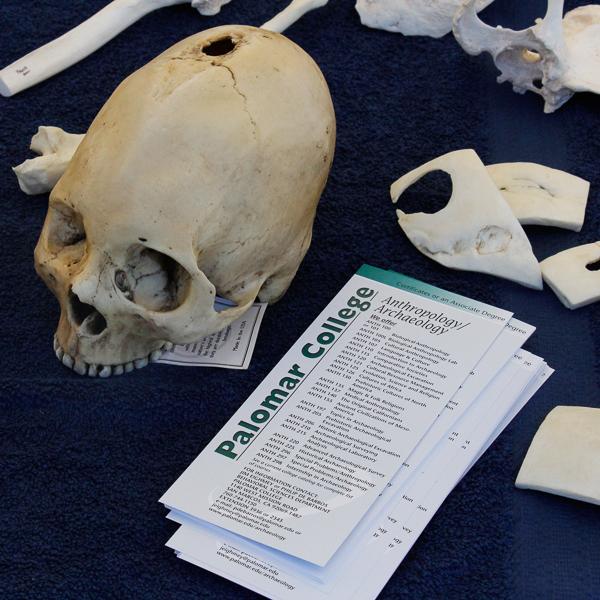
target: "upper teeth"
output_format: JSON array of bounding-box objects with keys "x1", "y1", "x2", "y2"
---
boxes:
[{"x1": 53, "y1": 336, "x2": 173, "y2": 377}]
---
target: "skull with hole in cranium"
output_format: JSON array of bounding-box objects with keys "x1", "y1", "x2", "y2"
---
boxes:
[{"x1": 34, "y1": 25, "x2": 335, "y2": 377}]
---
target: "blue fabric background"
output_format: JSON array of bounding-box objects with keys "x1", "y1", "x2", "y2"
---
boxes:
[{"x1": 1, "y1": 1, "x2": 599, "y2": 598}]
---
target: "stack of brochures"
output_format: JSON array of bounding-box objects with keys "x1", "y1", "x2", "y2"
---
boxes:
[{"x1": 160, "y1": 265, "x2": 552, "y2": 600}]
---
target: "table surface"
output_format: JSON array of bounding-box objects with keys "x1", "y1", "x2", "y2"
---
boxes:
[{"x1": 1, "y1": 1, "x2": 599, "y2": 598}]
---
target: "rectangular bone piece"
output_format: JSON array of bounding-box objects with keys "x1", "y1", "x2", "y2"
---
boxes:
[
  {"x1": 487, "y1": 162, "x2": 590, "y2": 231},
  {"x1": 516, "y1": 406, "x2": 600, "y2": 505},
  {"x1": 541, "y1": 242, "x2": 600, "y2": 309}
]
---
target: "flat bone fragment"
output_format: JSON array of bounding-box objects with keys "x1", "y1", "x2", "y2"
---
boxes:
[
  {"x1": 540, "y1": 242, "x2": 600, "y2": 309},
  {"x1": 453, "y1": 0, "x2": 600, "y2": 113},
  {"x1": 516, "y1": 406, "x2": 600, "y2": 506},
  {"x1": 391, "y1": 149, "x2": 543, "y2": 289},
  {"x1": 487, "y1": 162, "x2": 590, "y2": 231},
  {"x1": 13, "y1": 126, "x2": 85, "y2": 195},
  {"x1": 355, "y1": 0, "x2": 493, "y2": 38}
]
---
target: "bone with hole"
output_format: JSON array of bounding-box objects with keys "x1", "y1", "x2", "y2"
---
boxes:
[
  {"x1": 32, "y1": 25, "x2": 335, "y2": 376},
  {"x1": 540, "y1": 242, "x2": 600, "y2": 309},
  {"x1": 391, "y1": 149, "x2": 543, "y2": 289},
  {"x1": 453, "y1": 0, "x2": 600, "y2": 113}
]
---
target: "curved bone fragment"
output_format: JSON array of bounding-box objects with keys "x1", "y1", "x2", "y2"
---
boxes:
[
  {"x1": 516, "y1": 406, "x2": 600, "y2": 506},
  {"x1": 13, "y1": 127, "x2": 85, "y2": 195},
  {"x1": 263, "y1": 0, "x2": 330, "y2": 33},
  {"x1": 192, "y1": 0, "x2": 232, "y2": 16},
  {"x1": 540, "y1": 242, "x2": 600, "y2": 309},
  {"x1": 453, "y1": 0, "x2": 600, "y2": 113},
  {"x1": 487, "y1": 162, "x2": 590, "y2": 231},
  {"x1": 391, "y1": 149, "x2": 543, "y2": 289},
  {"x1": 355, "y1": 0, "x2": 493, "y2": 38}
]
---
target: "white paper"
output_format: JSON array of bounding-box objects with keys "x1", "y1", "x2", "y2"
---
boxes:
[
  {"x1": 166, "y1": 352, "x2": 551, "y2": 600},
  {"x1": 157, "y1": 300, "x2": 267, "y2": 370},
  {"x1": 161, "y1": 268, "x2": 511, "y2": 565}
]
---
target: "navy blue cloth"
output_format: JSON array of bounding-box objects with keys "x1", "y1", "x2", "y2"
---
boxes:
[{"x1": 1, "y1": 1, "x2": 599, "y2": 598}]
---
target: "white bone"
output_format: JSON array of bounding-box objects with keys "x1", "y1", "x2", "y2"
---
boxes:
[
  {"x1": 391, "y1": 149, "x2": 543, "y2": 289},
  {"x1": 487, "y1": 162, "x2": 589, "y2": 231},
  {"x1": 540, "y1": 242, "x2": 600, "y2": 309},
  {"x1": 516, "y1": 406, "x2": 600, "y2": 506},
  {"x1": 192, "y1": 0, "x2": 232, "y2": 16},
  {"x1": 453, "y1": 0, "x2": 600, "y2": 113},
  {"x1": 33, "y1": 25, "x2": 335, "y2": 375},
  {"x1": 13, "y1": 127, "x2": 85, "y2": 195},
  {"x1": 355, "y1": 0, "x2": 493, "y2": 38},
  {"x1": 263, "y1": 0, "x2": 330, "y2": 33}
]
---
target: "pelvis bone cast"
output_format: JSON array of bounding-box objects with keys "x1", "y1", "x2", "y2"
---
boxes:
[
  {"x1": 34, "y1": 25, "x2": 335, "y2": 377},
  {"x1": 454, "y1": 0, "x2": 600, "y2": 113}
]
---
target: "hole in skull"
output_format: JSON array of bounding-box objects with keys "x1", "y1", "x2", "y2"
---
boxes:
[
  {"x1": 203, "y1": 36, "x2": 236, "y2": 56},
  {"x1": 123, "y1": 245, "x2": 191, "y2": 312},
  {"x1": 586, "y1": 259, "x2": 600, "y2": 272},
  {"x1": 399, "y1": 170, "x2": 453, "y2": 215},
  {"x1": 47, "y1": 202, "x2": 86, "y2": 252},
  {"x1": 69, "y1": 289, "x2": 107, "y2": 336}
]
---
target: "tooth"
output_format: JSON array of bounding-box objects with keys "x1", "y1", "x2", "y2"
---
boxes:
[
  {"x1": 99, "y1": 365, "x2": 112, "y2": 378},
  {"x1": 55, "y1": 346, "x2": 64, "y2": 361},
  {"x1": 73, "y1": 359, "x2": 87, "y2": 376},
  {"x1": 53, "y1": 336, "x2": 59, "y2": 352},
  {"x1": 87, "y1": 364, "x2": 98, "y2": 377},
  {"x1": 162, "y1": 342, "x2": 174, "y2": 351},
  {"x1": 134, "y1": 357, "x2": 148, "y2": 369},
  {"x1": 62, "y1": 353, "x2": 74, "y2": 369},
  {"x1": 113, "y1": 365, "x2": 124, "y2": 376},
  {"x1": 150, "y1": 349, "x2": 163, "y2": 362},
  {"x1": 124, "y1": 362, "x2": 134, "y2": 373}
]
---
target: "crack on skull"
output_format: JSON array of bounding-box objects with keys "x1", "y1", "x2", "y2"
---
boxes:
[{"x1": 218, "y1": 64, "x2": 258, "y2": 139}]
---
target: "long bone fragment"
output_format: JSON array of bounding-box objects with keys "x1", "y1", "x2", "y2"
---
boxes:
[
  {"x1": 487, "y1": 162, "x2": 590, "y2": 231},
  {"x1": 391, "y1": 149, "x2": 543, "y2": 289},
  {"x1": 540, "y1": 242, "x2": 600, "y2": 309},
  {"x1": 453, "y1": 0, "x2": 600, "y2": 113},
  {"x1": 0, "y1": 0, "x2": 328, "y2": 97},
  {"x1": 355, "y1": 0, "x2": 493, "y2": 38}
]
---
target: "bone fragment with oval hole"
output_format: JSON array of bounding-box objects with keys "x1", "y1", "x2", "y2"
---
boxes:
[
  {"x1": 13, "y1": 127, "x2": 85, "y2": 195},
  {"x1": 487, "y1": 162, "x2": 590, "y2": 231},
  {"x1": 540, "y1": 242, "x2": 600, "y2": 309},
  {"x1": 33, "y1": 25, "x2": 335, "y2": 377},
  {"x1": 453, "y1": 0, "x2": 600, "y2": 113},
  {"x1": 391, "y1": 149, "x2": 543, "y2": 289},
  {"x1": 516, "y1": 406, "x2": 600, "y2": 506},
  {"x1": 355, "y1": 0, "x2": 493, "y2": 38}
]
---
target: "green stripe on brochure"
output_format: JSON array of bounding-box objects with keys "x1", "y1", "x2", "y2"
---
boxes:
[{"x1": 356, "y1": 265, "x2": 511, "y2": 320}]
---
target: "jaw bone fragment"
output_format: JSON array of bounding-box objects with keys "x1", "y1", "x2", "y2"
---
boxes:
[
  {"x1": 453, "y1": 0, "x2": 600, "y2": 113},
  {"x1": 355, "y1": 0, "x2": 493, "y2": 38},
  {"x1": 516, "y1": 406, "x2": 600, "y2": 506},
  {"x1": 391, "y1": 149, "x2": 543, "y2": 289},
  {"x1": 540, "y1": 242, "x2": 600, "y2": 309},
  {"x1": 487, "y1": 162, "x2": 590, "y2": 232},
  {"x1": 13, "y1": 127, "x2": 85, "y2": 195}
]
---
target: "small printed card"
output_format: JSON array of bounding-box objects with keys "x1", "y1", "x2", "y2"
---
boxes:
[
  {"x1": 159, "y1": 265, "x2": 553, "y2": 598},
  {"x1": 156, "y1": 299, "x2": 267, "y2": 370}
]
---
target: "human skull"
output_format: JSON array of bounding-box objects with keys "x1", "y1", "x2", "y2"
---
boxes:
[{"x1": 34, "y1": 25, "x2": 336, "y2": 377}]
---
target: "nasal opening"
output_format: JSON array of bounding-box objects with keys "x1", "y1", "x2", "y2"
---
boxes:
[{"x1": 69, "y1": 289, "x2": 107, "y2": 336}]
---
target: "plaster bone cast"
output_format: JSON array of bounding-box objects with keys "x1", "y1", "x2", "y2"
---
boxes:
[
  {"x1": 487, "y1": 162, "x2": 590, "y2": 231},
  {"x1": 0, "y1": 0, "x2": 329, "y2": 96},
  {"x1": 391, "y1": 149, "x2": 543, "y2": 289},
  {"x1": 516, "y1": 406, "x2": 600, "y2": 506},
  {"x1": 34, "y1": 25, "x2": 336, "y2": 376},
  {"x1": 453, "y1": 0, "x2": 600, "y2": 113},
  {"x1": 13, "y1": 127, "x2": 86, "y2": 195},
  {"x1": 355, "y1": 0, "x2": 493, "y2": 38},
  {"x1": 540, "y1": 242, "x2": 600, "y2": 309}
]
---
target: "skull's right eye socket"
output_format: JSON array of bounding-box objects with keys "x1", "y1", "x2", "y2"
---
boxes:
[{"x1": 46, "y1": 203, "x2": 86, "y2": 253}]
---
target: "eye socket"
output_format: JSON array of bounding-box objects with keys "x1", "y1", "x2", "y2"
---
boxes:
[
  {"x1": 118, "y1": 244, "x2": 191, "y2": 312},
  {"x1": 46, "y1": 202, "x2": 86, "y2": 253}
]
